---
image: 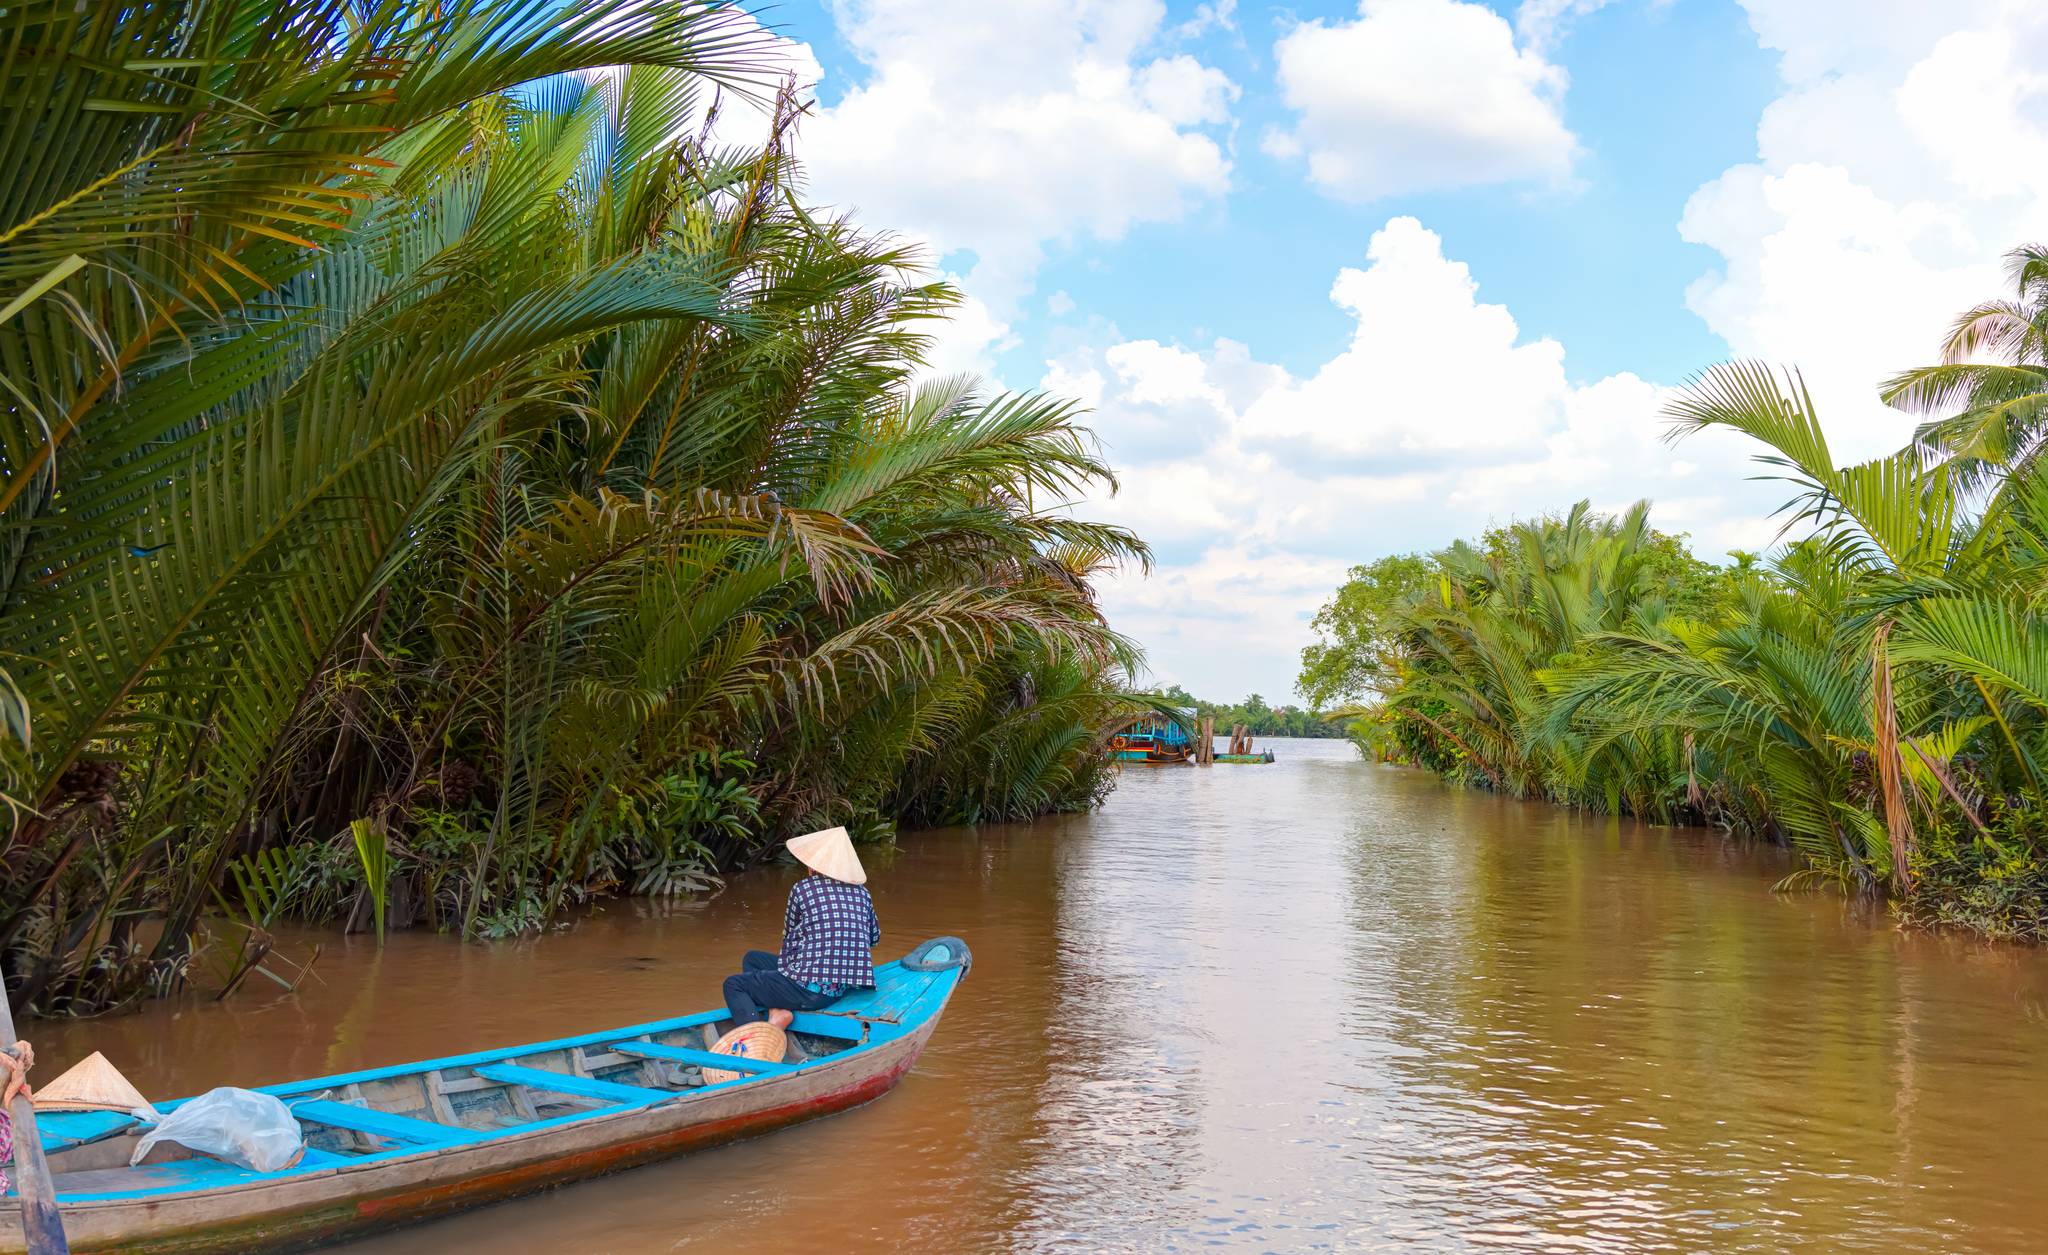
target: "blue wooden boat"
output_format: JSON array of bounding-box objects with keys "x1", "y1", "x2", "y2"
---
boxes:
[
  {"x1": 2, "y1": 938, "x2": 969, "y2": 1254},
  {"x1": 1110, "y1": 717, "x2": 1192, "y2": 764}
]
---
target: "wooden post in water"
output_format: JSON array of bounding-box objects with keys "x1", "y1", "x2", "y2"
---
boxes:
[
  {"x1": 0, "y1": 984, "x2": 68, "y2": 1253},
  {"x1": 1198, "y1": 717, "x2": 1214, "y2": 765}
]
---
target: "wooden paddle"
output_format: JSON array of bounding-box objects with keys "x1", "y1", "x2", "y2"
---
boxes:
[{"x1": 0, "y1": 985, "x2": 68, "y2": 1252}]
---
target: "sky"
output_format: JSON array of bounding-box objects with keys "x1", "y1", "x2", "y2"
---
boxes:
[{"x1": 728, "y1": 0, "x2": 2048, "y2": 704}]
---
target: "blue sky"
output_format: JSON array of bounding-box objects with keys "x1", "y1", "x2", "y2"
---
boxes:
[{"x1": 738, "y1": 0, "x2": 2047, "y2": 703}]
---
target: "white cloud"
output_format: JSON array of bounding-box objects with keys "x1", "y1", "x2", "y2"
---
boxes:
[
  {"x1": 798, "y1": 0, "x2": 1235, "y2": 312},
  {"x1": 1680, "y1": 0, "x2": 2048, "y2": 462},
  {"x1": 1138, "y1": 54, "x2": 1239, "y2": 127},
  {"x1": 918, "y1": 288, "x2": 1018, "y2": 380},
  {"x1": 1258, "y1": 127, "x2": 1303, "y2": 160},
  {"x1": 1270, "y1": 0, "x2": 1580, "y2": 202},
  {"x1": 1045, "y1": 338, "x2": 1240, "y2": 467},
  {"x1": 1244, "y1": 217, "x2": 1568, "y2": 468},
  {"x1": 1898, "y1": 25, "x2": 2048, "y2": 199},
  {"x1": 1063, "y1": 220, "x2": 1772, "y2": 700},
  {"x1": 1735, "y1": 0, "x2": 2004, "y2": 84},
  {"x1": 1513, "y1": 0, "x2": 1625, "y2": 50},
  {"x1": 1174, "y1": 0, "x2": 1238, "y2": 41},
  {"x1": 1099, "y1": 543, "x2": 1358, "y2": 704}
]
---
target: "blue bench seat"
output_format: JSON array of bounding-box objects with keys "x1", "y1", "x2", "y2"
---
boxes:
[
  {"x1": 39, "y1": 1110, "x2": 139, "y2": 1154},
  {"x1": 470, "y1": 1063, "x2": 672, "y2": 1105},
  {"x1": 607, "y1": 1040, "x2": 798, "y2": 1076},
  {"x1": 291, "y1": 1100, "x2": 479, "y2": 1145}
]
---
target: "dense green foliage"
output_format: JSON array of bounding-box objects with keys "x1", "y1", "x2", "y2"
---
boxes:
[
  {"x1": 0, "y1": 1, "x2": 1152, "y2": 1013},
  {"x1": 1157, "y1": 687, "x2": 1347, "y2": 739},
  {"x1": 1300, "y1": 244, "x2": 2048, "y2": 939}
]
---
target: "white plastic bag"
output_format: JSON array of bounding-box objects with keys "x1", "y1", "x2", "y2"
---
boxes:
[{"x1": 130, "y1": 1086, "x2": 304, "y2": 1172}]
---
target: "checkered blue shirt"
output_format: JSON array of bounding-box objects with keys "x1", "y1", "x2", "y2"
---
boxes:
[{"x1": 779, "y1": 875, "x2": 879, "y2": 991}]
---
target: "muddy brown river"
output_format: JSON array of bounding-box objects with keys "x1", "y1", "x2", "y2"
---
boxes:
[{"x1": 30, "y1": 739, "x2": 2048, "y2": 1251}]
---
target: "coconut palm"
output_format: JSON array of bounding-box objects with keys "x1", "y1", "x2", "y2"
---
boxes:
[{"x1": 1883, "y1": 243, "x2": 2048, "y2": 487}]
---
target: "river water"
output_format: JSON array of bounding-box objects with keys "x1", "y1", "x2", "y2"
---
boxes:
[{"x1": 30, "y1": 738, "x2": 2048, "y2": 1251}]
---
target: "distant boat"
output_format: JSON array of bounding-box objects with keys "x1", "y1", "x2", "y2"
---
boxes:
[
  {"x1": 4, "y1": 939, "x2": 970, "y2": 1254},
  {"x1": 1215, "y1": 751, "x2": 1275, "y2": 764},
  {"x1": 1110, "y1": 716, "x2": 1193, "y2": 764}
]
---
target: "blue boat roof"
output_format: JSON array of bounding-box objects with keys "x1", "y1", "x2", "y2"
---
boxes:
[{"x1": 1123, "y1": 717, "x2": 1190, "y2": 745}]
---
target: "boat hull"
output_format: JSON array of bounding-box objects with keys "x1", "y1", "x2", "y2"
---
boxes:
[{"x1": 0, "y1": 948, "x2": 962, "y2": 1254}]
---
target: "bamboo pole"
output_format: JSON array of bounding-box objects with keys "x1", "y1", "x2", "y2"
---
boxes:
[{"x1": 0, "y1": 985, "x2": 68, "y2": 1252}]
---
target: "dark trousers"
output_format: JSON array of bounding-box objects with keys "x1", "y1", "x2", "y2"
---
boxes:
[{"x1": 722, "y1": 950, "x2": 835, "y2": 1026}]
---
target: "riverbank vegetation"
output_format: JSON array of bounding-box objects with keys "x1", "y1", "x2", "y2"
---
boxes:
[
  {"x1": 0, "y1": 1, "x2": 1152, "y2": 1014},
  {"x1": 1301, "y1": 243, "x2": 2048, "y2": 939},
  {"x1": 1156, "y1": 688, "x2": 1348, "y2": 740}
]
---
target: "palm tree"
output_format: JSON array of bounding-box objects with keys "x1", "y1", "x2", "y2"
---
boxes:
[
  {"x1": 1545, "y1": 551, "x2": 1888, "y2": 888},
  {"x1": 0, "y1": 0, "x2": 787, "y2": 1009},
  {"x1": 1884, "y1": 243, "x2": 2048, "y2": 487},
  {"x1": 1644, "y1": 360, "x2": 2048, "y2": 890},
  {"x1": 0, "y1": 3, "x2": 1155, "y2": 1010},
  {"x1": 1377, "y1": 500, "x2": 1694, "y2": 810}
]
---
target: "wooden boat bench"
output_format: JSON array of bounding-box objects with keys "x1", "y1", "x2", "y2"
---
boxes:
[
  {"x1": 469, "y1": 1063, "x2": 673, "y2": 1106},
  {"x1": 291, "y1": 1099, "x2": 482, "y2": 1146},
  {"x1": 787, "y1": 1011, "x2": 869, "y2": 1041},
  {"x1": 38, "y1": 1110, "x2": 141, "y2": 1155},
  {"x1": 607, "y1": 1040, "x2": 797, "y2": 1076}
]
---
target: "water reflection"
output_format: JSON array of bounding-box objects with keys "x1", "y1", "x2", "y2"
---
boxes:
[{"x1": 26, "y1": 740, "x2": 2048, "y2": 1252}]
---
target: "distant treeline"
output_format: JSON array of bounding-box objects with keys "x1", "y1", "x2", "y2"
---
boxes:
[{"x1": 1158, "y1": 688, "x2": 1349, "y2": 739}]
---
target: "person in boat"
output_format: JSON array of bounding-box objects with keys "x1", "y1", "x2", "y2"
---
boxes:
[
  {"x1": 0, "y1": 1039, "x2": 35, "y2": 1191},
  {"x1": 722, "y1": 826, "x2": 879, "y2": 1030}
]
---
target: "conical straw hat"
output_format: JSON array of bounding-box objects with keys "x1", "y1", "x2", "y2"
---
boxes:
[
  {"x1": 34, "y1": 1051, "x2": 158, "y2": 1116},
  {"x1": 702, "y1": 1022, "x2": 787, "y2": 1085},
  {"x1": 785, "y1": 825, "x2": 866, "y2": 885}
]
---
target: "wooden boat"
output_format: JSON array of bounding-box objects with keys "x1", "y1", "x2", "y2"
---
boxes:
[
  {"x1": 1215, "y1": 751, "x2": 1275, "y2": 764},
  {"x1": 1109, "y1": 717, "x2": 1192, "y2": 765},
  {"x1": 2, "y1": 938, "x2": 970, "y2": 1254}
]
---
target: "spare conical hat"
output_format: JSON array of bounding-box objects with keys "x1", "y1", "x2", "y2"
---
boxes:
[
  {"x1": 702, "y1": 1022, "x2": 787, "y2": 1085},
  {"x1": 34, "y1": 1051, "x2": 157, "y2": 1115},
  {"x1": 785, "y1": 825, "x2": 866, "y2": 885}
]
